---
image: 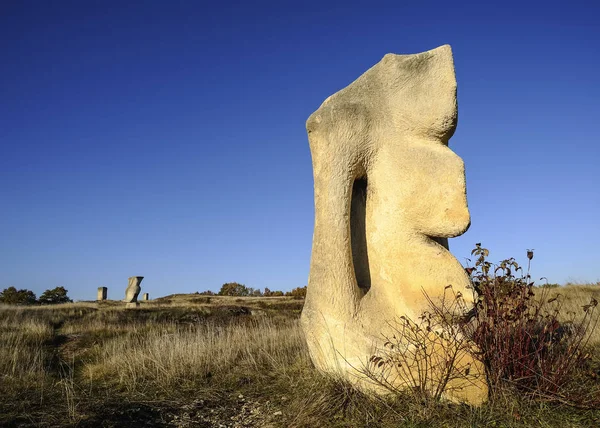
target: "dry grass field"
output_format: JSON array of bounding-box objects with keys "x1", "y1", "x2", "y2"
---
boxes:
[{"x1": 1, "y1": 287, "x2": 599, "y2": 427}]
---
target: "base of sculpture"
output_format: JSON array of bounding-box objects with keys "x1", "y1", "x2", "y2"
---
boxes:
[{"x1": 125, "y1": 302, "x2": 140, "y2": 309}]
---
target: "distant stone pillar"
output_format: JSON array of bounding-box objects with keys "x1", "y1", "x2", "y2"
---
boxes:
[
  {"x1": 124, "y1": 276, "x2": 143, "y2": 308},
  {"x1": 97, "y1": 287, "x2": 107, "y2": 301},
  {"x1": 142, "y1": 293, "x2": 149, "y2": 301}
]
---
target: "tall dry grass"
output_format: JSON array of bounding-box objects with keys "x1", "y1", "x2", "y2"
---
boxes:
[
  {"x1": 543, "y1": 285, "x2": 600, "y2": 347},
  {"x1": 88, "y1": 318, "x2": 306, "y2": 392},
  {"x1": 0, "y1": 308, "x2": 53, "y2": 379},
  {"x1": 1, "y1": 292, "x2": 599, "y2": 426}
]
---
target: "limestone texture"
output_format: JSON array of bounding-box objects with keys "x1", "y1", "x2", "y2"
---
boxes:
[
  {"x1": 97, "y1": 286, "x2": 107, "y2": 301},
  {"x1": 124, "y1": 276, "x2": 143, "y2": 303},
  {"x1": 300, "y1": 45, "x2": 487, "y2": 404}
]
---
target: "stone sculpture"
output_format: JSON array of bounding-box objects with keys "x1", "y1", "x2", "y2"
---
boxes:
[
  {"x1": 300, "y1": 45, "x2": 487, "y2": 404},
  {"x1": 124, "y1": 276, "x2": 143, "y2": 308},
  {"x1": 97, "y1": 286, "x2": 107, "y2": 301}
]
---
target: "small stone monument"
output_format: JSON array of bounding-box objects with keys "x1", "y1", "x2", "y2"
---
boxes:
[
  {"x1": 124, "y1": 276, "x2": 143, "y2": 308},
  {"x1": 142, "y1": 293, "x2": 149, "y2": 301},
  {"x1": 97, "y1": 286, "x2": 107, "y2": 301},
  {"x1": 300, "y1": 45, "x2": 487, "y2": 404}
]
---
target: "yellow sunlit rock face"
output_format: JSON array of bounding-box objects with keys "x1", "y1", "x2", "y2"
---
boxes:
[{"x1": 301, "y1": 45, "x2": 487, "y2": 405}]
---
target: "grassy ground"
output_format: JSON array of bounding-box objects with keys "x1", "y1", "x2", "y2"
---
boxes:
[{"x1": 1, "y1": 288, "x2": 599, "y2": 427}]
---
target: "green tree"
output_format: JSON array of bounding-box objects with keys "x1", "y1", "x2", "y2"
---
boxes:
[
  {"x1": 218, "y1": 282, "x2": 250, "y2": 296},
  {"x1": 289, "y1": 286, "x2": 307, "y2": 299},
  {"x1": 0, "y1": 286, "x2": 37, "y2": 305},
  {"x1": 38, "y1": 286, "x2": 72, "y2": 305}
]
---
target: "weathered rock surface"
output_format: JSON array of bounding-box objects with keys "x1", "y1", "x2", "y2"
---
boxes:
[
  {"x1": 124, "y1": 276, "x2": 143, "y2": 304},
  {"x1": 97, "y1": 286, "x2": 107, "y2": 301},
  {"x1": 300, "y1": 45, "x2": 487, "y2": 404}
]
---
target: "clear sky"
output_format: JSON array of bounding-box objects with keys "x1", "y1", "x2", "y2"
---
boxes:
[{"x1": 1, "y1": 1, "x2": 599, "y2": 301}]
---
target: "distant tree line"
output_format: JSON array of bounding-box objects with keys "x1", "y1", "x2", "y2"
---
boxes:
[
  {"x1": 0, "y1": 286, "x2": 72, "y2": 305},
  {"x1": 1, "y1": 282, "x2": 308, "y2": 305},
  {"x1": 198, "y1": 283, "x2": 307, "y2": 299}
]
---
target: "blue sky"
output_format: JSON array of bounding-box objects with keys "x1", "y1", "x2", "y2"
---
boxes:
[{"x1": 1, "y1": 1, "x2": 599, "y2": 301}]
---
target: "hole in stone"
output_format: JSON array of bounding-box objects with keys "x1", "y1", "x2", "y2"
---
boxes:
[
  {"x1": 350, "y1": 177, "x2": 371, "y2": 293},
  {"x1": 429, "y1": 236, "x2": 449, "y2": 250}
]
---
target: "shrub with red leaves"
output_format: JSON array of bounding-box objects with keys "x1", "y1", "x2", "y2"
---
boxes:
[{"x1": 464, "y1": 244, "x2": 598, "y2": 405}]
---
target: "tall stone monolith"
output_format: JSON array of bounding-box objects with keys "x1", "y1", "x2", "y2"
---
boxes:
[
  {"x1": 124, "y1": 276, "x2": 143, "y2": 308},
  {"x1": 142, "y1": 293, "x2": 149, "y2": 301},
  {"x1": 300, "y1": 45, "x2": 487, "y2": 404},
  {"x1": 97, "y1": 286, "x2": 107, "y2": 301}
]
